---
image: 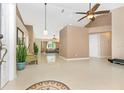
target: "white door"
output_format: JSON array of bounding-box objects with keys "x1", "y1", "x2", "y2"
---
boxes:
[
  {"x1": 0, "y1": 4, "x2": 9, "y2": 88},
  {"x1": 89, "y1": 34, "x2": 100, "y2": 58}
]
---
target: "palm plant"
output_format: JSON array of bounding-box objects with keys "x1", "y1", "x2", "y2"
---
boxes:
[
  {"x1": 16, "y1": 40, "x2": 27, "y2": 63},
  {"x1": 33, "y1": 43, "x2": 39, "y2": 55}
]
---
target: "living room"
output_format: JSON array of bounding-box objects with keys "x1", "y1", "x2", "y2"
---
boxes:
[{"x1": 1, "y1": 2, "x2": 124, "y2": 90}]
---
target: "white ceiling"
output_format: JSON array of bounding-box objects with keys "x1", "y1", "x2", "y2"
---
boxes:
[{"x1": 17, "y1": 3, "x2": 124, "y2": 39}]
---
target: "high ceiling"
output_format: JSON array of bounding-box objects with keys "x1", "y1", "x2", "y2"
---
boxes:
[{"x1": 17, "y1": 3, "x2": 124, "y2": 39}]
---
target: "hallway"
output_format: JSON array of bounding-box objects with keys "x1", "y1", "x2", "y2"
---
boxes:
[{"x1": 3, "y1": 53, "x2": 124, "y2": 90}]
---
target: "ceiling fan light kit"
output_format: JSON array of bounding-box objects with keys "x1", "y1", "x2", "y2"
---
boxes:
[
  {"x1": 76, "y1": 3, "x2": 110, "y2": 22},
  {"x1": 87, "y1": 14, "x2": 94, "y2": 19}
]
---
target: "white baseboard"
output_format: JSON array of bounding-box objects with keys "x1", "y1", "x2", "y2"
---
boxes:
[
  {"x1": 59, "y1": 56, "x2": 67, "y2": 60},
  {"x1": 93, "y1": 56, "x2": 111, "y2": 59},
  {"x1": 59, "y1": 56, "x2": 89, "y2": 61}
]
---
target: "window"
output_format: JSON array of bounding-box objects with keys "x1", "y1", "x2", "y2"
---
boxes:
[{"x1": 47, "y1": 41, "x2": 56, "y2": 49}]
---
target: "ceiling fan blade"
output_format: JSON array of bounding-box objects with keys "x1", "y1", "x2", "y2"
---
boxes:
[
  {"x1": 78, "y1": 16, "x2": 87, "y2": 22},
  {"x1": 76, "y1": 12, "x2": 87, "y2": 14},
  {"x1": 91, "y1": 3, "x2": 100, "y2": 12},
  {"x1": 94, "y1": 10, "x2": 110, "y2": 14}
]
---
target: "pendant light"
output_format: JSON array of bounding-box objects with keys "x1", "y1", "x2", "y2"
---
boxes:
[
  {"x1": 43, "y1": 3, "x2": 48, "y2": 35},
  {"x1": 52, "y1": 35, "x2": 57, "y2": 42}
]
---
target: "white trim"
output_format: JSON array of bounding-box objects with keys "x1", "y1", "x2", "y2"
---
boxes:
[
  {"x1": 94, "y1": 56, "x2": 111, "y2": 59},
  {"x1": 59, "y1": 56, "x2": 67, "y2": 60},
  {"x1": 90, "y1": 56, "x2": 111, "y2": 59},
  {"x1": 59, "y1": 56, "x2": 89, "y2": 61}
]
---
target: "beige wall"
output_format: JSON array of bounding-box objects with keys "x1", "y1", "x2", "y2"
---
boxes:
[
  {"x1": 86, "y1": 13, "x2": 111, "y2": 27},
  {"x1": 25, "y1": 25, "x2": 34, "y2": 53},
  {"x1": 16, "y1": 7, "x2": 35, "y2": 53},
  {"x1": 112, "y1": 6, "x2": 124, "y2": 59},
  {"x1": 16, "y1": 16, "x2": 28, "y2": 35},
  {"x1": 98, "y1": 32, "x2": 112, "y2": 58},
  {"x1": 59, "y1": 26, "x2": 89, "y2": 59},
  {"x1": 16, "y1": 7, "x2": 29, "y2": 48},
  {"x1": 16, "y1": 6, "x2": 24, "y2": 25},
  {"x1": 16, "y1": 15, "x2": 29, "y2": 47},
  {"x1": 88, "y1": 26, "x2": 111, "y2": 34},
  {"x1": 59, "y1": 27, "x2": 68, "y2": 57},
  {"x1": 100, "y1": 32, "x2": 112, "y2": 57}
]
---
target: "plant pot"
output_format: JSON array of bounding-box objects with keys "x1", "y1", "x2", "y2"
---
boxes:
[{"x1": 17, "y1": 62, "x2": 26, "y2": 70}]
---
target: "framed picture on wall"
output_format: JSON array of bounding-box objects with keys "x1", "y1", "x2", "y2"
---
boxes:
[{"x1": 17, "y1": 27, "x2": 24, "y2": 45}]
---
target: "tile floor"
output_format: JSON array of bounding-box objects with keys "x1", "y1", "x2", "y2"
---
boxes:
[{"x1": 3, "y1": 53, "x2": 124, "y2": 90}]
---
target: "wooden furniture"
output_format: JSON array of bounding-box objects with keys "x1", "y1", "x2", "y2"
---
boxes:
[{"x1": 26, "y1": 53, "x2": 38, "y2": 64}]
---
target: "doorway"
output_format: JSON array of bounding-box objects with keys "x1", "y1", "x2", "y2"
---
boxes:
[{"x1": 41, "y1": 40, "x2": 59, "y2": 54}]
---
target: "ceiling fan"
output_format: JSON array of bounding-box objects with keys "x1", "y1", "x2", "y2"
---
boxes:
[{"x1": 76, "y1": 3, "x2": 110, "y2": 22}]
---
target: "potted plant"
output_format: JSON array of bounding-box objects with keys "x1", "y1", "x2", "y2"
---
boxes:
[
  {"x1": 33, "y1": 43, "x2": 39, "y2": 55},
  {"x1": 16, "y1": 40, "x2": 27, "y2": 70}
]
